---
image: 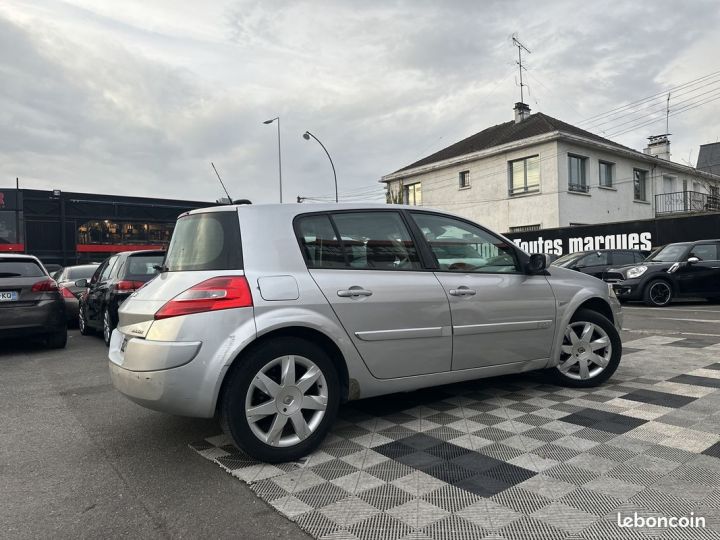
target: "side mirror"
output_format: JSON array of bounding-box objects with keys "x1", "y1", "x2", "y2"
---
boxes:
[
  {"x1": 75, "y1": 278, "x2": 88, "y2": 288},
  {"x1": 527, "y1": 253, "x2": 550, "y2": 274},
  {"x1": 687, "y1": 256, "x2": 700, "y2": 264}
]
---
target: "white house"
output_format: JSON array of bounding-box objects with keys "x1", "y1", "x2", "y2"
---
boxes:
[{"x1": 381, "y1": 103, "x2": 720, "y2": 234}]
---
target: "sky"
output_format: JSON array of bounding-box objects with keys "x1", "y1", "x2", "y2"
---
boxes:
[{"x1": 1, "y1": 0, "x2": 719, "y2": 204}]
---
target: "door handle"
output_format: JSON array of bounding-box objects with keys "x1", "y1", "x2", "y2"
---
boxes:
[
  {"x1": 449, "y1": 287, "x2": 476, "y2": 297},
  {"x1": 337, "y1": 288, "x2": 373, "y2": 298}
]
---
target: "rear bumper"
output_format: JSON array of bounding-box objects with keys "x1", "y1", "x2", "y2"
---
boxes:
[{"x1": 0, "y1": 299, "x2": 66, "y2": 337}]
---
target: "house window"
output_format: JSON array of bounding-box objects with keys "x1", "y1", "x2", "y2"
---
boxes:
[
  {"x1": 663, "y1": 175, "x2": 675, "y2": 194},
  {"x1": 459, "y1": 171, "x2": 470, "y2": 189},
  {"x1": 568, "y1": 154, "x2": 588, "y2": 192},
  {"x1": 403, "y1": 182, "x2": 422, "y2": 206},
  {"x1": 710, "y1": 185, "x2": 719, "y2": 198},
  {"x1": 508, "y1": 156, "x2": 540, "y2": 196},
  {"x1": 634, "y1": 169, "x2": 648, "y2": 201},
  {"x1": 599, "y1": 161, "x2": 614, "y2": 187},
  {"x1": 508, "y1": 224, "x2": 541, "y2": 232}
]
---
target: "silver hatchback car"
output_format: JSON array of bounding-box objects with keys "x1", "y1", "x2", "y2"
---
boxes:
[{"x1": 109, "y1": 204, "x2": 623, "y2": 462}]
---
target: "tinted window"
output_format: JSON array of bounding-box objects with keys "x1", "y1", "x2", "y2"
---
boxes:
[
  {"x1": 123, "y1": 255, "x2": 164, "y2": 280},
  {"x1": 690, "y1": 244, "x2": 719, "y2": 261},
  {"x1": 165, "y1": 212, "x2": 242, "y2": 271},
  {"x1": 412, "y1": 213, "x2": 518, "y2": 273},
  {"x1": 100, "y1": 257, "x2": 117, "y2": 281},
  {"x1": 577, "y1": 252, "x2": 609, "y2": 267},
  {"x1": 331, "y1": 212, "x2": 421, "y2": 271},
  {"x1": 634, "y1": 252, "x2": 646, "y2": 263},
  {"x1": 646, "y1": 244, "x2": 688, "y2": 262},
  {"x1": 0, "y1": 259, "x2": 45, "y2": 278},
  {"x1": 612, "y1": 252, "x2": 636, "y2": 266},
  {"x1": 296, "y1": 215, "x2": 345, "y2": 269},
  {"x1": 66, "y1": 266, "x2": 99, "y2": 280}
]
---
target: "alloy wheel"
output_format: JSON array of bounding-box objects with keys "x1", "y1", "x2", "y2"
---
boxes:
[
  {"x1": 103, "y1": 310, "x2": 111, "y2": 344},
  {"x1": 649, "y1": 282, "x2": 671, "y2": 306},
  {"x1": 245, "y1": 355, "x2": 328, "y2": 447},
  {"x1": 557, "y1": 321, "x2": 612, "y2": 381},
  {"x1": 79, "y1": 307, "x2": 86, "y2": 333}
]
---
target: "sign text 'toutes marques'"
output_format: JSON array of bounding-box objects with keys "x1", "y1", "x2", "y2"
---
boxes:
[{"x1": 511, "y1": 232, "x2": 653, "y2": 256}]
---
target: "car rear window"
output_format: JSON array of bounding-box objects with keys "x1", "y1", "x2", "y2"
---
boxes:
[
  {"x1": 0, "y1": 259, "x2": 46, "y2": 278},
  {"x1": 123, "y1": 255, "x2": 164, "y2": 280},
  {"x1": 165, "y1": 211, "x2": 242, "y2": 271},
  {"x1": 66, "y1": 266, "x2": 98, "y2": 280}
]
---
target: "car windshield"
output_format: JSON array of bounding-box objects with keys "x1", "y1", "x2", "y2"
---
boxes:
[
  {"x1": 0, "y1": 259, "x2": 45, "y2": 278},
  {"x1": 551, "y1": 253, "x2": 581, "y2": 266},
  {"x1": 165, "y1": 211, "x2": 243, "y2": 271},
  {"x1": 645, "y1": 244, "x2": 688, "y2": 262}
]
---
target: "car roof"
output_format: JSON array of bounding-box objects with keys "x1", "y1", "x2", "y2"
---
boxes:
[
  {"x1": 0, "y1": 253, "x2": 41, "y2": 261},
  {"x1": 113, "y1": 249, "x2": 166, "y2": 258}
]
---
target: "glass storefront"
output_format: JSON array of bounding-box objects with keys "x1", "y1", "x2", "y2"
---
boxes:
[
  {"x1": 0, "y1": 211, "x2": 18, "y2": 244},
  {"x1": 77, "y1": 220, "x2": 174, "y2": 245}
]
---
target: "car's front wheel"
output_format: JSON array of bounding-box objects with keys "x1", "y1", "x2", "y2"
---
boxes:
[
  {"x1": 643, "y1": 279, "x2": 673, "y2": 307},
  {"x1": 219, "y1": 337, "x2": 340, "y2": 463},
  {"x1": 549, "y1": 309, "x2": 622, "y2": 388}
]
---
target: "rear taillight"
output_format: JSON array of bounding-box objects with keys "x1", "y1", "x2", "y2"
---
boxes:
[
  {"x1": 115, "y1": 280, "x2": 145, "y2": 292},
  {"x1": 154, "y1": 276, "x2": 253, "y2": 320},
  {"x1": 32, "y1": 279, "x2": 59, "y2": 292},
  {"x1": 60, "y1": 287, "x2": 75, "y2": 299}
]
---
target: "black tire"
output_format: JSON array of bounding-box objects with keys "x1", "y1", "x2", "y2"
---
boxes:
[
  {"x1": 219, "y1": 337, "x2": 340, "y2": 463},
  {"x1": 46, "y1": 329, "x2": 68, "y2": 349},
  {"x1": 78, "y1": 304, "x2": 93, "y2": 336},
  {"x1": 547, "y1": 309, "x2": 622, "y2": 388},
  {"x1": 102, "y1": 307, "x2": 115, "y2": 347},
  {"x1": 643, "y1": 279, "x2": 673, "y2": 307}
]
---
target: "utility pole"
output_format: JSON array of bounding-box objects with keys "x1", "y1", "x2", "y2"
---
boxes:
[{"x1": 512, "y1": 35, "x2": 531, "y2": 103}]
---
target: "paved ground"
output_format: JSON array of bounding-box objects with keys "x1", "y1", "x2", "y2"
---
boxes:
[{"x1": 2, "y1": 301, "x2": 719, "y2": 539}]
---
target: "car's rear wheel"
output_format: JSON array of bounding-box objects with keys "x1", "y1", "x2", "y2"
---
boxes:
[
  {"x1": 643, "y1": 279, "x2": 673, "y2": 307},
  {"x1": 220, "y1": 337, "x2": 340, "y2": 463},
  {"x1": 548, "y1": 309, "x2": 621, "y2": 388},
  {"x1": 46, "y1": 329, "x2": 68, "y2": 349},
  {"x1": 78, "y1": 304, "x2": 92, "y2": 336},
  {"x1": 102, "y1": 308, "x2": 115, "y2": 347}
]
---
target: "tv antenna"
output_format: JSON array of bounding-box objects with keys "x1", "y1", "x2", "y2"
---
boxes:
[
  {"x1": 512, "y1": 34, "x2": 531, "y2": 103},
  {"x1": 210, "y1": 162, "x2": 233, "y2": 203}
]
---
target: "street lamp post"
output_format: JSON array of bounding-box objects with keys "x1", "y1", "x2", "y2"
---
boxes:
[
  {"x1": 263, "y1": 117, "x2": 283, "y2": 203},
  {"x1": 303, "y1": 131, "x2": 338, "y2": 203}
]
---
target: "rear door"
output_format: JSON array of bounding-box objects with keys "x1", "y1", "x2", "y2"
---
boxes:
[
  {"x1": 298, "y1": 211, "x2": 452, "y2": 379},
  {"x1": 409, "y1": 212, "x2": 556, "y2": 371}
]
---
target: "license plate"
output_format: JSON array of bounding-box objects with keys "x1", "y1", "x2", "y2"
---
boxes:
[{"x1": 0, "y1": 291, "x2": 18, "y2": 302}]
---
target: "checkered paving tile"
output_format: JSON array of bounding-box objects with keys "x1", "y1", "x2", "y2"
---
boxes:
[{"x1": 192, "y1": 335, "x2": 720, "y2": 539}]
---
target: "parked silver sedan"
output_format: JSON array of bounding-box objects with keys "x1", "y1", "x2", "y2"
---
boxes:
[{"x1": 108, "y1": 204, "x2": 623, "y2": 462}]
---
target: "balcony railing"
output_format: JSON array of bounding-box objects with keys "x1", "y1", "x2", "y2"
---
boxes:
[{"x1": 655, "y1": 191, "x2": 720, "y2": 216}]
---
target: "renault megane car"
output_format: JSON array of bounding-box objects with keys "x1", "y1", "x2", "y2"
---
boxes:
[{"x1": 108, "y1": 204, "x2": 623, "y2": 462}]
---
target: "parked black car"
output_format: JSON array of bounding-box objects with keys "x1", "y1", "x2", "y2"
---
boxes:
[
  {"x1": 551, "y1": 249, "x2": 646, "y2": 279},
  {"x1": 53, "y1": 264, "x2": 101, "y2": 325},
  {"x1": 0, "y1": 254, "x2": 67, "y2": 348},
  {"x1": 77, "y1": 250, "x2": 164, "y2": 346},
  {"x1": 603, "y1": 240, "x2": 720, "y2": 306}
]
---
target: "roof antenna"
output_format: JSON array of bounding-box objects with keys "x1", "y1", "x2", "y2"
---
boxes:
[
  {"x1": 211, "y1": 162, "x2": 233, "y2": 204},
  {"x1": 512, "y1": 34, "x2": 531, "y2": 103}
]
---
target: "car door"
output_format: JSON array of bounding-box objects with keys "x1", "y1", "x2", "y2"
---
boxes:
[
  {"x1": 675, "y1": 242, "x2": 720, "y2": 296},
  {"x1": 87, "y1": 256, "x2": 117, "y2": 325},
  {"x1": 297, "y1": 211, "x2": 452, "y2": 379},
  {"x1": 410, "y1": 211, "x2": 556, "y2": 371}
]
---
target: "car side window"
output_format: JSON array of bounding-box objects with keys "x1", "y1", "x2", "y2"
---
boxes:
[
  {"x1": 90, "y1": 262, "x2": 106, "y2": 285},
  {"x1": 689, "y1": 244, "x2": 719, "y2": 261},
  {"x1": 612, "y1": 252, "x2": 635, "y2": 266},
  {"x1": 331, "y1": 212, "x2": 422, "y2": 271},
  {"x1": 577, "y1": 252, "x2": 609, "y2": 267},
  {"x1": 634, "y1": 252, "x2": 646, "y2": 263},
  {"x1": 411, "y1": 212, "x2": 519, "y2": 273},
  {"x1": 100, "y1": 257, "x2": 117, "y2": 281},
  {"x1": 295, "y1": 215, "x2": 346, "y2": 269}
]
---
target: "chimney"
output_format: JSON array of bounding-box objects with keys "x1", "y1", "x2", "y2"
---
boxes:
[
  {"x1": 644, "y1": 134, "x2": 671, "y2": 160},
  {"x1": 513, "y1": 102, "x2": 531, "y2": 123}
]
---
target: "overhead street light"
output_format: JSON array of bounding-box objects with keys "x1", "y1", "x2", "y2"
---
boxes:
[
  {"x1": 263, "y1": 117, "x2": 283, "y2": 203},
  {"x1": 302, "y1": 130, "x2": 338, "y2": 203}
]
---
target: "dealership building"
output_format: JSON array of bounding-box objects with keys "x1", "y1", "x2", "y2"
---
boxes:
[{"x1": 0, "y1": 188, "x2": 213, "y2": 265}]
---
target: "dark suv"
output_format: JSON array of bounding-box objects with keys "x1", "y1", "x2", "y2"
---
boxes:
[
  {"x1": 78, "y1": 250, "x2": 164, "y2": 345},
  {"x1": 551, "y1": 249, "x2": 646, "y2": 279},
  {"x1": 604, "y1": 240, "x2": 720, "y2": 306}
]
